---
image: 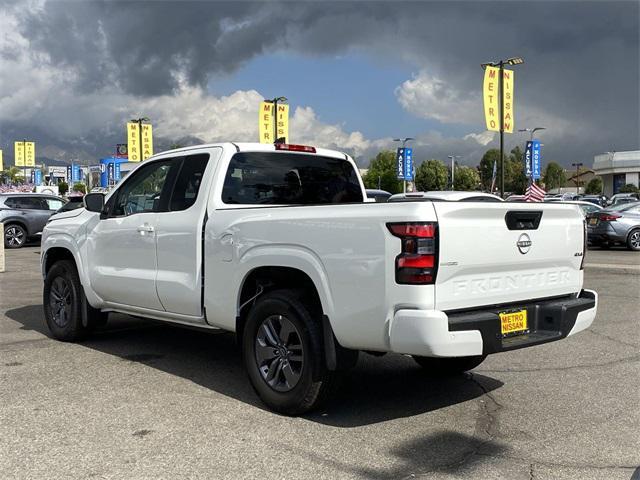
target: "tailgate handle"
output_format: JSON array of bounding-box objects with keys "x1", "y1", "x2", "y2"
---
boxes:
[{"x1": 505, "y1": 211, "x2": 543, "y2": 230}]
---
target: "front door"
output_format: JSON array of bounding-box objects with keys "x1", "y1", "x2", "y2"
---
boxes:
[{"x1": 86, "y1": 159, "x2": 176, "y2": 311}]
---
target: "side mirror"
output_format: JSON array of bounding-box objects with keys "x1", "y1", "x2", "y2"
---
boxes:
[{"x1": 84, "y1": 193, "x2": 105, "y2": 213}]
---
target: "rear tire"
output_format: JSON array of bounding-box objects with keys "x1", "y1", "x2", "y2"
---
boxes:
[
  {"x1": 627, "y1": 229, "x2": 640, "y2": 251},
  {"x1": 242, "y1": 290, "x2": 335, "y2": 415},
  {"x1": 43, "y1": 260, "x2": 87, "y2": 341},
  {"x1": 412, "y1": 355, "x2": 487, "y2": 376},
  {"x1": 4, "y1": 223, "x2": 27, "y2": 249}
]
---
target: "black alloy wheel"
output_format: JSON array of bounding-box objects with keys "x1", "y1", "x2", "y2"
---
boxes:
[
  {"x1": 242, "y1": 289, "x2": 336, "y2": 415},
  {"x1": 255, "y1": 314, "x2": 304, "y2": 392},
  {"x1": 49, "y1": 276, "x2": 73, "y2": 328}
]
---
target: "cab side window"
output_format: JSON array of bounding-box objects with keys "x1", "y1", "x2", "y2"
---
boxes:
[
  {"x1": 110, "y1": 160, "x2": 174, "y2": 217},
  {"x1": 169, "y1": 154, "x2": 210, "y2": 211}
]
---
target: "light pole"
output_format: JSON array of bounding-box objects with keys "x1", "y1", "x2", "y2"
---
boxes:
[
  {"x1": 393, "y1": 137, "x2": 414, "y2": 193},
  {"x1": 130, "y1": 117, "x2": 150, "y2": 161},
  {"x1": 447, "y1": 155, "x2": 461, "y2": 189},
  {"x1": 481, "y1": 56, "x2": 524, "y2": 198},
  {"x1": 572, "y1": 162, "x2": 583, "y2": 194},
  {"x1": 264, "y1": 97, "x2": 288, "y2": 143}
]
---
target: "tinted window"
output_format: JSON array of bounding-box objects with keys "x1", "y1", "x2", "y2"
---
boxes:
[
  {"x1": 169, "y1": 154, "x2": 210, "y2": 211},
  {"x1": 222, "y1": 152, "x2": 363, "y2": 205},
  {"x1": 111, "y1": 160, "x2": 174, "y2": 216},
  {"x1": 9, "y1": 197, "x2": 49, "y2": 210}
]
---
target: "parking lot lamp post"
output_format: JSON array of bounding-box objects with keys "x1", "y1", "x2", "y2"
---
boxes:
[
  {"x1": 572, "y1": 162, "x2": 583, "y2": 194},
  {"x1": 481, "y1": 56, "x2": 524, "y2": 197},
  {"x1": 393, "y1": 137, "x2": 414, "y2": 193},
  {"x1": 130, "y1": 117, "x2": 150, "y2": 161},
  {"x1": 263, "y1": 97, "x2": 288, "y2": 143},
  {"x1": 447, "y1": 155, "x2": 461, "y2": 189}
]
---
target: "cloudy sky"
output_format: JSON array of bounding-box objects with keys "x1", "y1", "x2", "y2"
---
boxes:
[{"x1": 0, "y1": 0, "x2": 638, "y2": 168}]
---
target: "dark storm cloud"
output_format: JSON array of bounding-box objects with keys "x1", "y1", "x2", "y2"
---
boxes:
[{"x1": 6, "y1": 0, "x2": 640, "y2": 163}]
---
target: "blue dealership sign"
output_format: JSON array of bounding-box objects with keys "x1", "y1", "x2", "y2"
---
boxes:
[
  {"x1": 114, "y1": 162, "x2": 121, "y2": 181},
  {"x1": 72, "y1": 164, "x2": 81, "y2": 183},
  {"x1": 532, "y1": 140, "x2": 541, "y2": 179},
  {"x1": 34, "y1": 169, "x2": 42, "y2": 186},
  {"x1": 404, "y1": 147, "x2": 413, "y2": 181},
  {"x1": 396, "y1": 148, "x2": 405, "y2": 180},
  {"x1": 66, "y1": 165, "x2": 72, "y2": 183},
  {"x1": 524, "y1": 141, "x2": 533, "y2": 177}
]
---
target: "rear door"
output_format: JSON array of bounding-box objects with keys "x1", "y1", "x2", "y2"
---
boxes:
[
  {"x1": 433, "y1": 202, "x2": 584, "y2": 311},
  {"x1": 154, "y1": 150, "x2": 219, "y2": 317},
  {"x1": 21, "y1": 197, "x2": 53, "y2": 234}
]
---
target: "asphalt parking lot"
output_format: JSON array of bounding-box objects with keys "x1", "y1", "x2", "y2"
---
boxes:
[{"x1": 1, "y1": 246, "x2": 639, "y2": 480}]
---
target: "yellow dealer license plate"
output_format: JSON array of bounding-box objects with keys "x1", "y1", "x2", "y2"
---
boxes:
[{"x1": 500, "y1": 309, "x2": 528, "y2": 336}]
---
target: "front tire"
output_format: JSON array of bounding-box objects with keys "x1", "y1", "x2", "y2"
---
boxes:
[
  {"x1": 4, "y1": 223, "x2": 27, "y2": 248},
  {"x1": 412, "y1": 355, "x2": 487, "y2": 376},
  {"x1": 242, "y1": 290, "x2": 335, "y2": 415},
  {"x1": 43, "y1": 260, "x2": 87, "y2": 341},
  {"x1": 627, "y1": 229, "x2": 640, "y2": 251}
]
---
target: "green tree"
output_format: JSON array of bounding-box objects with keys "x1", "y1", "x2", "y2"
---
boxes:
[
  {"x1": 1, "y1": 166, "x2": 24, "y2": 184},
  {"x1": 454, "y1": 165, "x2": 480, "y2": 191},
  {"x1": 415, "y1": 159, "x2": 449, "y2": 191},
  {"x1": 585, "y1": 177, "x2": 603, "y2": 195},
  {"x1": 58, "y1": 181, "x2": 69, "y2": 196},
  {"x1": 362, "y1": 150, "x2": 403, "y2": 193},
  {"x1": 619, "y1": 183, "x2": 640, "y2": 193},
  {"x1": 72, "y1": 182, "x2": 86, "y2": 194},
  {"x1": 542, "y1": 162, "x2": 566, "y2": 191}
]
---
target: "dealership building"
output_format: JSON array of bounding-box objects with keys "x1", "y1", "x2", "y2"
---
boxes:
[{"x1": 592, "y1": 150, "x2": 640, "y2": 196}]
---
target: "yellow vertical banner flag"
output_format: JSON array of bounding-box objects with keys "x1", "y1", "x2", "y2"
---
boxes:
[
  {"x1": 141, "y1": 124, "x2": 153, "y2": 160},
  {"x1": 483, "y1": 66, "x2": 500, "y2": 132},
  {"x1": 275, "y1": 104, "x2": 289, "y2": 142},
  {"x1": 259, "y1": 101, "x2": 274, "y2": 143},
  {"x1": 25, "y1": 142, "x2": 35, "y2": 167},
  {"x1": 14, "y1": 141, "x2": 25, "y2": 167},
  {"x1": 127, "y1": 122, "x2": 141, "y2": 162},
  {"x1": 502, "y1": 69, "x2": 514, "y2": 133},
  {"x1": 0, "y1": 150, "x2": 3, "y2": 171}
]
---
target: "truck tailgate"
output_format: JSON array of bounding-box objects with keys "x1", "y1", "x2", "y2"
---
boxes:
[{"x1": 433, "y1": 202, "x2": 584, "y2": 311}]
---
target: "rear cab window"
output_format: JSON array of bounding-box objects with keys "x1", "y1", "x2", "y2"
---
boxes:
[{"x1": 221, "y1": 152, "x2": 363, "y2": 205}]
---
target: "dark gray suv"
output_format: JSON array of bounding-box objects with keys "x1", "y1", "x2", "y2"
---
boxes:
[{"x1": 1, "y1": 193, "x2": 66, "y2": 248}]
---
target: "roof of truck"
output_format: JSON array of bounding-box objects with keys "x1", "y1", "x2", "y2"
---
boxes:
[{"x1": 152, "y1": 142, "x2": 351, "y2": 161}]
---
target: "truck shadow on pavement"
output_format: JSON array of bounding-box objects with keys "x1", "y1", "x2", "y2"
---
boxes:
[{"x1": 7, "y1": 305, "x2": 504, "y2": 429}]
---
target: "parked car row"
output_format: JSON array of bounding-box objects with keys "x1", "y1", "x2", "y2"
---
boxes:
[{"x1": 1, "y1": 192, "x2": 87, "y2": 248}]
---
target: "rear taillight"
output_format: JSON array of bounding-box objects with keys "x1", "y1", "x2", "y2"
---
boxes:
[
  {"x1": 599, "y1": 213, "x2": 621, "y2": 222},
  {"x1": 274, "y1": 143, "x2": 316, "y2": 153},
  {"x1": 387, "y1": 222, "x2": 438, "y2": 285}
]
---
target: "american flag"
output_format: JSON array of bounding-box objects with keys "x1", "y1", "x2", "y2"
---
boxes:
[{"x1": 524, "y1": 182, "x2": 546, "y2": 202}]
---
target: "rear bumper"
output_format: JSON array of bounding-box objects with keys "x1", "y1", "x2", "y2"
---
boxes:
[{"x1": 389, "y1": 289, "x2": 597, "y2": 357}]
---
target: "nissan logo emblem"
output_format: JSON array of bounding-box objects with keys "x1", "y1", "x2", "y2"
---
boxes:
[{"x1": 517, "y1": 233, "x2": 532, "y2": 254}]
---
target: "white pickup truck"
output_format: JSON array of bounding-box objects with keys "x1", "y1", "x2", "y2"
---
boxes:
[{"x1": 41, "y1": 142, "x2": 597, "y2": 414}]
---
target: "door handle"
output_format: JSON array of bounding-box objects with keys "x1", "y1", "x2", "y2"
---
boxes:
[{"x1": 137, "y1": 224, "x2": 155, "y2": 233}]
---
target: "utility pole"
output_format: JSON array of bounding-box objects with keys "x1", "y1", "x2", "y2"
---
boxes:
[
  {"x1": 448, "y1": 155, "x2": 461, "y2": 189},
  {"x1": 572, "y1": 162, "x2": 583, "y2": 194}
]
